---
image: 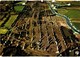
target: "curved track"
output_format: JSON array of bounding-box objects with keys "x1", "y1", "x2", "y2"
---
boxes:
[{"x1": 47, "y1": 2, "x2": 80, "y2": 34}]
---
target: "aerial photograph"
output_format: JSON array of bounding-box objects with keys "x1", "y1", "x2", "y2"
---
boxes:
[{"x1": 0, "y1": 0, "x2": 80, "y2": 56}]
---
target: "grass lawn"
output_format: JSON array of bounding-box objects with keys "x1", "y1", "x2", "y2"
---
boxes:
[
  {"x1": 14, "y1": 6, "x2": 24, "y2": 12},
  {"x1": 10, "y1": 11, "x2": 16, "y2": 14},
  {"x1": 4, "y1": 15, "x2": 18, "y2": 28},
  {"x1": 58, "y1": 8, "x2": 80, "y2": 32},
  {"x1": 16, "y1": 2, "x2": 25, "y2": 4},
  {"x1": 72, "y1": 22, "x2": 80, "y2": 31},
  {"x1": 65, "y1": 9, "x2": 80, "y2": 31},
  {"x1": 58, "y1": 9, "x2": 68, "y2": 14},
  {"x1": 0, "y1": 18, "x2": 6, "y2": 26},
  {"x1": 70, "y1": 18, "x2": 80, "y2": 21},
  {"x1": 0, "y1": 28, "x2": 8, "y2": 34},
  {"x1": 58, "y1": 9, "x2": 80, "y2": 18},
  {"x1": 70, "y1": 18, "x2": 80, "y2": 29},
  {"x1": 65, "y1": 9, "x2": 80, "y2": 18}
]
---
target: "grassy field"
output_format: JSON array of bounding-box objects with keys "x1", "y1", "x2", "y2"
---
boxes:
[
  {"x1": 14, "y1": 6, "x2": 24, "y2": 12},
  {"x1": 58, "y1": 9, "x2": 68, "y2": 14},
  {"x1": 72, "y1": 22, "x2": 80, "y2": 30},
  {"x1": 0, "y1": 28, "x2": 8, "y2": 34},
  {"x1": 58, "y1": 8, "x2": 80, "y2": 31},
  {"x1": 16, "y1": 2, "x2": 25, "y2": 4},
  {"x1": 0, "y1": 18, "x2": 6, "y2": 26},
  {"x1": 71, "y1": 18, "x2": 80, "y2": 30},
  {"x1": 4, "y1": 15, "x2": 18, "y2": 28},
  {"x1": 58, "y1": 9, "x2": 80, "y2": 18},
  {"x1": 66, "y1": 9, "x2": 80, "y2": 31},
  {"x1": 70, "y1": 18, "x2": 80, "y2": 21},
  {"x1": 65, "y1": 9, "x2": 80, "y2": 18}
]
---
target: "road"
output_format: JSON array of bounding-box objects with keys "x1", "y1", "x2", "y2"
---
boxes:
[{"x1": 47, "y1": 2, "x2": 80, "y2": 34}]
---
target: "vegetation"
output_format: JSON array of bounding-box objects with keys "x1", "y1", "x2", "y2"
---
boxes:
[
  {"x1": 71, "y1": 18, "x2": 80, "y2": 30},
  {"x1": 72, "y1": 22, "x2": 80, "y2": 30},
  {"x1": 16, "y1": 2, "x2": 25, "y2": 4},
  {"x1": 0, "y1": 1, "x2": 79, "y2": 56},
  {"x1": 0, "y1": 28, "x2": 8, "y2": 34},
  {"x1": 0, "y1": 18, "x2": 6, "y2": 26},
  {"x1": 65, "y1": 9, "x2": 80, "y2": 18},
  {"x1": 58, "y1": 8, "x2": 80, "y2": 31},
  {"x1": 70, "y1": 18, "x2": 80, "y2": 21},
  {"x1": 14, "y1": 6, "x2": 24, "y2": 12},
  {"x1": 64, "y1": 9, "x2": 80, "y2": 30},
  {"x1": 58, "y1": 9, "x2": 80, "y2": 18},
  {"x1": 58, "y1": 9, "x2": 68, "y2": 14},
  {"x1": 4, "y1": 15, "x2": 18, "y2": 28}
]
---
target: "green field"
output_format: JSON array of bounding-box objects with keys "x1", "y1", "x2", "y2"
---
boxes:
[
  {"x1": 4, "y1": 15, "x2": 18, "y2": 28},
  {"x1": 58, "y1": 9, "x2": 80, "y2": 31},
  {"x1": 58, "y1": 9, "x2": 68, "y2": 14},
  {"x1": 71, "y1": 19, "x2": 80, "y2": 30},
  {"x1": 58, "y1": 9, "x2": 80, "y2": 18},
  {"x1": 14, "y1": 6, "x2": 24, "y2": 12},
  {"x1": 70, "y1": 18, "x2": 80, "y2": 21},
  {"x1": 0, "y1": 18, "x2": 6, "y2": 26},
  {"x1": 72, "y1": 22, "x2": 80, "y2": 31},
  {"x1": 65, "y1": 9, "x2": 80, "y2": 18},
  {"x1": 16, "y1": 2, "x2": 25, "y2": 4},
  {"x1": 0, "y1": 28, "x2": 8, "y2": 34}
]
